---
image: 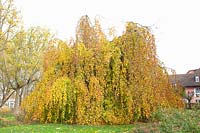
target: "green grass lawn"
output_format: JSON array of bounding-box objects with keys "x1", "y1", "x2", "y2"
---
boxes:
[
  {"x1": 0, "y1": 124, "x2": 134, "y2": 133},
  {"x1": 1, "y1": 108, "x2": 200, "y2": 133},
  {"x1": 0, "y1": 112, "x2": 134, "y2": 132}
]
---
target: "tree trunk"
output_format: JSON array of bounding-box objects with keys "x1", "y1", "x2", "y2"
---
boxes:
[
  {"x1": 188, "y1": 99, "x2": 192, "y2": 109},
  {"x1": 18, "y1": 88, "x2": 24, "y2": 107},
  {"x1": 14, "y1": 89, "x2": 20, "y2": 110}
]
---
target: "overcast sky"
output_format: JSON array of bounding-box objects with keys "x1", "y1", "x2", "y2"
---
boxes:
[{"x1": 15, "y1": 0, "x2": 200, "y2": 74}]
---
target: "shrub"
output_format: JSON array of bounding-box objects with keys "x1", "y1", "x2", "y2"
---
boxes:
[{"x1": 150, "y1": 109, "x2": 200, "y2": 132}]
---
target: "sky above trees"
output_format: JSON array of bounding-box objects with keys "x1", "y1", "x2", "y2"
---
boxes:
[{"x1": 15, "y1": 0, "x2": 200, "y2": 74}]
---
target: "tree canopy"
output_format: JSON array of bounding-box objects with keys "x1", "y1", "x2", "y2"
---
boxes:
[
  {"x1": 0, "y1": 0, "x2": 52, "y2": 108},
  {"x1": 21, "y1": 16, "x2": 184, "y2": 125}
]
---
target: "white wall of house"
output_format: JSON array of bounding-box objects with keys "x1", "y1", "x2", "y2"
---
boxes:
[{"x1": 0, "y1": 94, "x2": 15, "y2": 109}]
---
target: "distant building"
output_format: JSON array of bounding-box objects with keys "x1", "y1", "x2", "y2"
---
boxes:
[
  {"x1": 0, "y1": 84, "x2": 34, "y2": 109},
  {"x1": 170, "y1": 68, "x2": 200, "y2": 103},
  {"x1": 0, "y1": 93, "x2": 15, "y2": 109}
]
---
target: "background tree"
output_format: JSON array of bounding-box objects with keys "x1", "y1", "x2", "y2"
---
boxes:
[
  {"x1": 0, "y1": 2, "x2": 51, "y2": 108},
  {"x1": 184, "y1": 91, "x2": 194, "y2": 109},
  {"x1": 5, "y1": 27, "x2": 52, "y2": 109},
  {"x1": 0, "y1": 0, "x2": 21, "y2": 107}
]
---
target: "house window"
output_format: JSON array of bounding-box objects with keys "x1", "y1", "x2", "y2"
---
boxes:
[
  {"x1": 195, "y1": 88, "x2": 200, "y2": 97},
  {"x1": 196, "y1": 99, "x2": 200, "y2": 103},
  {"x1": 8, "y1": 101, "x2": 15, "y2": 108},
  {"x1": 195, "y1": 76, "x2": 199, "y2": 82},
  {"x1": 172, "y1": 83, "x2": 177, "y2": 88}
]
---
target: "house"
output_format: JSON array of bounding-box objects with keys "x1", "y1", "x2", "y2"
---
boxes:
[
  {"x1": 170, "y1": 68, "x2": 200, "y2": 103},
  {"x1": 0, "y1": 84, "x2": 34, "y2": 109},
  {"x1": 0, "y1": 93, "x2": 15, "y2": 109}
]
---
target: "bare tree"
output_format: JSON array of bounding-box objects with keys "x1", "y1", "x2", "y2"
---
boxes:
[
  {"x1": 0, "y1": 0, "x2": 20, "y2": 108},
  {"x1": 185, "y1": 91, "x2": 194, "y2": 109}
]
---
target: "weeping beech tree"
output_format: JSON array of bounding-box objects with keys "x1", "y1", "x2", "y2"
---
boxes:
[{"x1": 21, "y1": 16, "x2": 184, "y2": 125}]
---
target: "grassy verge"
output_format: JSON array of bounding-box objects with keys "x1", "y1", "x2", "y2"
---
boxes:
[
  {"x1": 0, "y1": 111, "x2": 134, "y2": 132},
  {"x1": 1, "y1": 109, "x2": 200, "y2": 132},
  {"x1": 0, "y1": 124, "x2": 134, "y2": 133},
  {"x1": 0, "y1": 111, "x2": 20, "y2": 128}
]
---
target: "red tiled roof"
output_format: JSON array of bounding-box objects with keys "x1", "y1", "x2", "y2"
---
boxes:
[{"x1": 169, "y1": 68, "x2": 200, "y2": 87}]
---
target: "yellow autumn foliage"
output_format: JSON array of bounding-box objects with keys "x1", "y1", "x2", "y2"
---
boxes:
[{"x1": 21, "y1": 16, "x2": 184, "y2": 125}]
